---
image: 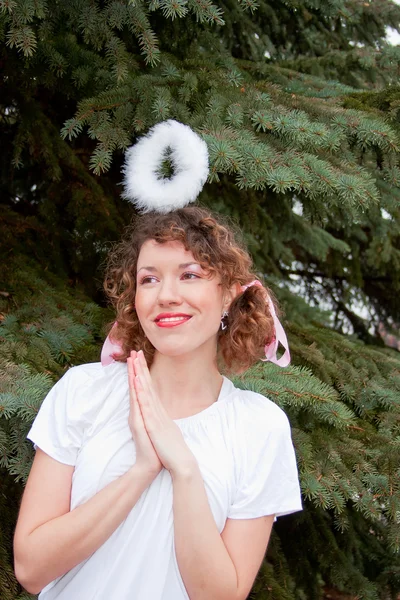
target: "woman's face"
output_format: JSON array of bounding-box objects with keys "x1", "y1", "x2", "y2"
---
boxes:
[{"x1": 135, "y1": 239, "x2": 229, "y2": 358}]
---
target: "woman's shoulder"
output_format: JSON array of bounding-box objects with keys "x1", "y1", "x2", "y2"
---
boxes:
[
  {"x1": 58, "y1": 361, "x2": 128, "y2": 416},
  {"x1": 66, "y1": 360, "x2": 127, "y2": 385},
  {"x1": 67, "y1": 359, "x2": 125, "y2": 374},
  {"x1": 227, "y1": 379, "x2": 290, "y2": 432}
]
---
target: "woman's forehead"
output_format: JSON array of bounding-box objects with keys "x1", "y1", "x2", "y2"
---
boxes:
[
  {"x1": 137, "y1": 239, "x2": 196, "y2": 267},
  {"x1": 136, "y1": 239, "x2": 222, "y2": 283}
]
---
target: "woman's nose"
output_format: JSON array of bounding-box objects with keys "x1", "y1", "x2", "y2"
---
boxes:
[{"x1": 157, "y1": 279, "x2": 182, "y2": 305}]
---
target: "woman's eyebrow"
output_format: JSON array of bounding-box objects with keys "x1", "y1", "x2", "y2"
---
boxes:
[
  {"x1": 179, "y1": 262, "x2": 201, "y2": 269},
  {"x1": 137, "y1": 262, "x2": 201, "y2": 274},
  {"x1": 137, "y1": 266, "x2": 157, "y2": 274}
]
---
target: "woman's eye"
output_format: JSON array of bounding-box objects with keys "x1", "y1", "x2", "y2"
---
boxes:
[
  {"x1": 138, "y1": 273, "x2": 200, "y2": 284},
  {"x1": 139, "y1": 276, "x2": 158, "y2": 284}
]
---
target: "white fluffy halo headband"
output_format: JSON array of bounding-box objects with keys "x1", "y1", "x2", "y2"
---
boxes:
[{"x1": 122, "y1": 119, "x2": 209, "y2": 213}]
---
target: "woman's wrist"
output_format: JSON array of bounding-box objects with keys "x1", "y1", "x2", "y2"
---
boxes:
[
  {"x1": 170, "y1": 457, "x2": 199, "y2": 482},
  {"x1": 128, "y1": 462, "x2": 161, "y2": 487}
]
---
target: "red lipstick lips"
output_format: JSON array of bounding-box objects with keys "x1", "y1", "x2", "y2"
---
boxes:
[{"x1": 154, "y1": 313, "x2": 192, "y2": 328}]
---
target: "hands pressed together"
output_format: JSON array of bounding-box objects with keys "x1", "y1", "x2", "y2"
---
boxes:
[{"x1": 127, "y1": 350, "x2": 196, "y2": 480}]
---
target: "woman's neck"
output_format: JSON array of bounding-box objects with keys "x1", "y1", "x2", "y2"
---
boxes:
[{"x1": 149, "y1": 349, "x2": 223, "y2": 418}]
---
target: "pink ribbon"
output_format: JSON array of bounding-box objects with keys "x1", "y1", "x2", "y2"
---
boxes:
[
  {"x1": 101, "y1": 281, "x2": 290, "y2": 367},
  {"x1": 100, "y1": 321, "x2": 121, "y2": 366},
  {"x1": 240, "y1": 280, "x2": 291, "y2": 367}
]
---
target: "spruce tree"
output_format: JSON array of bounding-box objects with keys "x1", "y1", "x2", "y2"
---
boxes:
[{"x1": 1, "y1": 1, "x2": 400, "y2": 598}]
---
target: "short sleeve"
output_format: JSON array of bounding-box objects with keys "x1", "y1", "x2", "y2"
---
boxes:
[
  {"x1": 228, "y1": 397, "x2": 303, "y2": 520},
  {"x1": 26, "y1": 367, "x2": 84, "y2": 466}
]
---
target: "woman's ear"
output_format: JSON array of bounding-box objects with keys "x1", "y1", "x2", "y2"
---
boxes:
[{"x1": 223, "y1": 281, "x2": 242, "y2": 312}]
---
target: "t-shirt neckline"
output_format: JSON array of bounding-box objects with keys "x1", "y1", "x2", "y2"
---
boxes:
[{"x1": 172, "y1": 375, "x2": 232, "y2": 426}]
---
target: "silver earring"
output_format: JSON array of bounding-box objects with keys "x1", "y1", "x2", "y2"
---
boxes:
[{"x1": 220, "y1": 310, "x2": 229, "y2": 330}]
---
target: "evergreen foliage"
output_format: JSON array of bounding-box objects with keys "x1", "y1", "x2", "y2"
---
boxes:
[{"x1": 1, "y1": 0, "x2": 400, "y2": 598}]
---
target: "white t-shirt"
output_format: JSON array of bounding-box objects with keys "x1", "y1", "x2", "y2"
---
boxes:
[{"x1": 27, "y1": 361, "x2": 303, "y2": 600}]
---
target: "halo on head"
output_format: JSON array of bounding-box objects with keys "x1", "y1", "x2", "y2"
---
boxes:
[{"x1": 122, "y1": 119, "x2": 209, "y2": 213}]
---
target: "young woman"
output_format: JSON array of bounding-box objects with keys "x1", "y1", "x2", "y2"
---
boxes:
[{"x1": 13, "y1": 123, "x2": 302, "y2": 600}]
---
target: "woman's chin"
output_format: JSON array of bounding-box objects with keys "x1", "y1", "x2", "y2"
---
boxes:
[
  {"x1": 147, "y1": 330, "x2": 218, "y2": 359},
  {"x1": 151, "y1": 339, "x2": 206, "y2": 358},
  {"x1": 153, "y1": 344, "x2": 194, "y2": 358}
]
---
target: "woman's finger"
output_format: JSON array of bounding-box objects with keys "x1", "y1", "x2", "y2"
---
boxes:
[
  {"x1": 134, "y1": 350, "x2": 163, "y2": 418},
  {"x1": 127, "y1": 354, "x2": 144, "y2": 427},
  {"x1": 133, "y1": 354, "x2": 152, "y2": 401},
  {"x1": 135, "y1": 351, "x2": 160, "y2": 411},
  {"x1": 127, "y1": 352, "x2": 137, "y2": 398},
  {"x1": 133, "y1": 352, "x2": 147, "y2": 382},
  {"x1": 128, "y1": 354, "x2": 141, "y2": 405},
  {"x1": 137, "y1": 350, "x2": 153, "y2": 389}
]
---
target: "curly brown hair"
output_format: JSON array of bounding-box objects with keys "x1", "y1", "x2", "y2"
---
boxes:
[{"x1": 103, "y1": 206, "x2": 279, "y2": 374}]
